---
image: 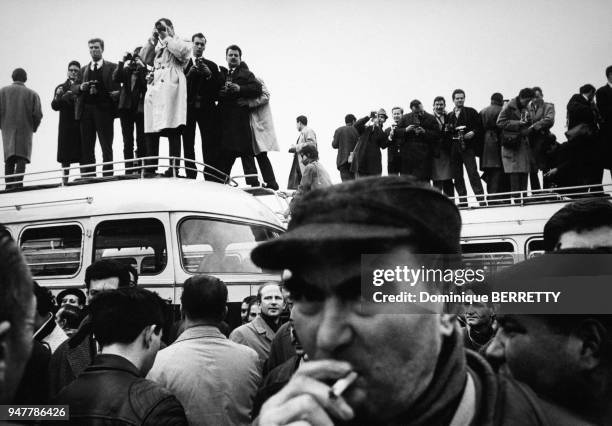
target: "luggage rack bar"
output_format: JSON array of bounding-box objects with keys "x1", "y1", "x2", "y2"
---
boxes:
[
  {"x1": 453, "y1": 183, "x2": 612, "y2": 209},
  {"x1": 0, "y1": 157, "x2": 238, "y2": 190}
]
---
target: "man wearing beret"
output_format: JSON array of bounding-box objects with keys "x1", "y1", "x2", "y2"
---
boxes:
[{"x1": 252, "y1": 176, "x2": 579, "y2": 425}]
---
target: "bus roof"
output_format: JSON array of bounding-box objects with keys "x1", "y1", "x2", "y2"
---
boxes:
[{"x1": 0, "y1": 176, "x2": 284, "y2": 228}]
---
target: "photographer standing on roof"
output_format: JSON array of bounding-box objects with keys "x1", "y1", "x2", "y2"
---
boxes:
[{"x1": 141, "y1": 18, "x2": 191, "y2": 177}]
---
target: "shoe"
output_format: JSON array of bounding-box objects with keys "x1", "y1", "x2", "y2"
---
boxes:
[{"x1": 163, "y1": 168, "x2": 177, "y2": 178}]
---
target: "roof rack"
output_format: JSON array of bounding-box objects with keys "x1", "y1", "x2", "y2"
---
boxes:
[
  {"x1": 0, "y1": 157, "x2": 239, "y2": 193},
  {"x1": 454, "y1": 183, "x2": 612, "y2": 209}
]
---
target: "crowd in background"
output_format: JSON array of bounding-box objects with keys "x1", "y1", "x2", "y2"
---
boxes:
[{"x1": 1, "y1": 18, "x2": 611, "y2": 205}]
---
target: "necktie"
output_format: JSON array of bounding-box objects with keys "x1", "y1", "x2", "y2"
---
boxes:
[{"x1": 93, "y1": 62, "x2": 98, "y2": 71}]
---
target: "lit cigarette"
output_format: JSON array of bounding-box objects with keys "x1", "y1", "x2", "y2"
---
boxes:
[{"x1": 329, "y1": 371, "x2": 358, "y2": 399}]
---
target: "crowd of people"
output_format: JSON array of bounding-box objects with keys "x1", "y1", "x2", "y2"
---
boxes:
[
  {"x1": 0, "y1": 17, "x2": 282, "y2": 190},
  {"x1": 1, "y1": 18, "x2": 611, "y2": 203},
  {"x1": 326, "y1": 77, "x2": 612, "y2": 205},
  {"x1": 2, "y1": 182, "x2": 612, "y2": 425}
]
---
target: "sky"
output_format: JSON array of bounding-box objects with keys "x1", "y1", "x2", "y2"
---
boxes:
[{"x1": 2, "y1": 0, "x2": 612, "y2": 188}]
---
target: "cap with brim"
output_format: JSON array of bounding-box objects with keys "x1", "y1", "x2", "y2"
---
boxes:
[
  {"x1": 56, "y1": 288, "x2": 86, "y2": 306},
  {"x1": 252, "y1": 176, "x2": 461, "y2": 269}
]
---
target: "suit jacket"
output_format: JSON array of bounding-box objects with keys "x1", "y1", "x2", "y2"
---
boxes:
[
  {"x1": 446, "y1": 106, "x2": 483, "y2": 155},
  {"x1": 112, "y1": 60, "x2": 148, "y2": 112},
  {"x1": 73, "y1": 60, "x2": 120, "y2": 120},
  {"x1": 332, "y1": 124, "x2": 359, "y2": 167},
  {"x1": 596, "y1": 84, "x2": 612, "y2": 124},
  {"x1": 394, "y1": 112, "x2": 439, "y2": 180},
  {"x1": 528, "y1": 100, "x2": 555, "y2": 132},
  {"x1": 184, "y1": 57, "x2": 222, "y2": 109}
]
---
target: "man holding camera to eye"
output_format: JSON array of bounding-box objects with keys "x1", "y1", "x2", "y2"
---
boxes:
[
  {"x1": 183, "y1": 33, "x2": 222, "y2": 179},
  {"x1": 74, "y1": 38, "x2": 120, "y2": 178},
  {"x1": 350, "y1": 109, "x2": 388, "y2": 178},
  {"x1": 113, "y1": 47, "x2": 148, "y2": 175}
]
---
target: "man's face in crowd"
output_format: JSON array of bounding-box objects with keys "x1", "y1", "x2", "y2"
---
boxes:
[
  {"x1": 226, "y1": 49, "x2": 241, "y2": 68},
  {"x1": 534, "y1": 90, "x2": 543, "y2": 101},
  {"x1": 241, "y1": 302, "x2": 249, "y2": 322},
  {"x1": 519, "y1": 96, "x2": 534, "y2": 108},
  {"x1": 291, "y1": 247, "x2": 453, "y2": 420},
  {"x1": 248, "y1": 303, "x2": 260, "y2": 321},
  {"x1": 0, "y1": 294, "x2": 35, "y2": 403},
  {"x1": 411, "y1": 103, "x2": 424, "y2": 115},
  {"x1": 88, "y1": 276, "x2": 120, "y2": 302},
  {"x1": 582, "y1": 90, "x2": 595, "y2": 102},
  {"x1": 462, "y1": 292, "x2": 493, "y2": 328},
  {"x1": 192, "y1": 37, "x2": 205, "y2": 58},
  {"x1": 453, "y1": 93, "x2": 465, "y2": 108},
  {"x1": 259, "y1": 285, "x2": 284, "y2": 318},
  {"x1": 555, "y1": 226, "x2": 612, "y2": 250},
  {"x1": 607, "y1": 71, "x2": 612, "y2": 85},
  {"x1": 88, "y1": 42, "x2": 103, "y2": 61},
  {"x1": 61, "y1": 294, "x2": 82, "y2": 309},
  {"x1": 67, "y1": 65, "x2": 80, "y2": 81},
  {"x1": 391, "y1": 109, "x2": 403, "y2": 123},
  {"x1": 487, "y1": 315, "x2": 582, "y2": 405},
  {"x1": 433, "y1": 100, "x2": 446, "y2": 115}
]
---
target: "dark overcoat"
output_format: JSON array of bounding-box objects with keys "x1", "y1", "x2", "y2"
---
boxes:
[
  {"x1": 350, "y1": 116, "x2": 387, "y2": 176},
  {"x1": 51, "y1": 80, "x2": 81, "y2": 164},
  {"x1": 218, "y1": 62, "x2": 262, "y2": 155},
  {"x1": 395, "y1": 111, "x2": 439, "y2": 180}
]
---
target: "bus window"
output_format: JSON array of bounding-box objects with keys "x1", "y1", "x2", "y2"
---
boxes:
[
  {"x1": 20, "y1": 224, "x2": 83, "y2": 277},
  {"x1": 461, "y1": 241, "x2": 517, "y2": 274},
  {"x1": 93, "y1": 218, "x2": 167, "y2": 275},
  {"x1": 526, "y1": 238, "x2": 545, "y2": 258},
  {"x1": 179, "y1": 218, "x2": 280, "y2": 274}
]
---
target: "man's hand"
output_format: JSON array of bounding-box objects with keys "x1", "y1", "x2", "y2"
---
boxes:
[
  {"x1": 464, "y1": 131, "x2": 475, "y2": 140},
  {"x1": 257, "y1": 360, "x2": 355, "y2": 426},
  {"x1": 146, "y1": 72, "x2": 154, "y2": 85},
  {"x1": 79, "y1": 81, "x2": 90, "y2": 92},
  {"x1": 226, "y1": 82, "x2": 240, "y2": 93},
  {"x1": 55, "y1": 87, "x2": 64, "y2": 97},
  {"x1": 199, "y1": 63, "x2": 212, "y2": 78}
]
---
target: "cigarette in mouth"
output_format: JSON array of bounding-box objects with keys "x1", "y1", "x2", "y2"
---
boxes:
[{"x1": 329, "y1": 371, "x2": 358, "y2": 399}]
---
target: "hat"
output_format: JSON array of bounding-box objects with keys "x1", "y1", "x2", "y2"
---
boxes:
[
  {"x1": 252, "y1": 176, "x2": 461, "y2": 269},
  {"x1": 56, "y1": 288, "x2": 86, "y2": 307},
  {"x1": 376, "y1": 108, "x2": 388, "y2": 118}
]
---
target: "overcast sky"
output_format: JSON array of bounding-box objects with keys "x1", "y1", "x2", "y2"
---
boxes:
[{"x1": 2, "y1": 0, "x2": 612, "y2": 188}]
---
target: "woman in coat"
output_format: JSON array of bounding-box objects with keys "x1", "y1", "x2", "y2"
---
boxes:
[
  {"x1": 238, "y1": 77, "x2": 280, "y2": 190},
  {"x1": 52, "y1": 61, "x2": 82, "y2": 184},
  {"x1": 496, "y1": 88, "x2": 536, "y2": 200},
  {"x1": 141, "y1": 18, "x2": 190, "y2": 176}
]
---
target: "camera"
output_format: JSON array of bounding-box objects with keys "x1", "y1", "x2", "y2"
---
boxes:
[{"x1": 195, "y1": 57, "x2": 205, "y2": 66}]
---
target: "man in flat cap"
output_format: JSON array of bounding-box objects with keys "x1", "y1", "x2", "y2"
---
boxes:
[{"x1": 252, "y1": 176, "x2": 578, "y2": 425}]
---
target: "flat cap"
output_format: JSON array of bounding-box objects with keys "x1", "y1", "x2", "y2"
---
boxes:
[{"x1": 252, "y1": 176, "x2": 461, "y2": 269}]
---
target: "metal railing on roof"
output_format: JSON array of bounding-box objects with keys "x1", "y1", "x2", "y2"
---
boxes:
[
  {"x1": 0, "y1": 157, "x2": 239, "y2": 190},
  {"x1": 453, "y1": 183, "x2": 612, "y2": 209}
]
